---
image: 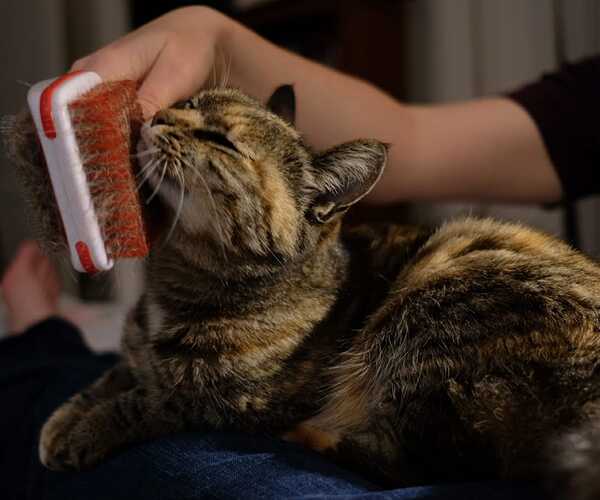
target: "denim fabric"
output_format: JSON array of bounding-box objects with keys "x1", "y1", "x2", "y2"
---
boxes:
[
  {"x1": 41, "y1": 433, "x2": 545, "y2": 500},
  {"x1": 1, "y1": 319, "x2": 545, "y2": 500}
]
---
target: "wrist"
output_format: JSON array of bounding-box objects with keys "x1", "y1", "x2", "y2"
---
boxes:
[
  {"x1": 364, "y1": 104, "x2": 422, "y2": 205},
  {"x1": 205, "y1": 7, "x2": 235, "y2": 44}
]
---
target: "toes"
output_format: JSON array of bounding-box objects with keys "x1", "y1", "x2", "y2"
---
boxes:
[
  {"x1": 40, "y1": 434, "x2": 104, "y2": 471},
  {"x1": 38, "y1": 256, "x2": 61, "y2": 302},
  {"x1": 17, "y1": 240, "x2": 41, "y2": 260},
  {"x1": 1, "y1": 239, "x2": 61, "y2": 333},
  {"x1": 1, "y1": 240, "x2": 43, "y2": 289},
  {"x1": 13, "y1": 240, "x2": 42, "y2": 269},
  {"x1": 39, "y1": 408, "x2": 107, "y2": 471},
  {"x1": 39, "y1": 439, "x2": 74, "y2": 471},
  {"x1": 39, "y1": 424, "x2": 82, "y2": 471}
]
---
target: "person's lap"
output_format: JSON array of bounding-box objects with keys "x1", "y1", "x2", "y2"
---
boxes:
[{"x1": 0, "y1": 318, "x2": 545, "y2": 500}]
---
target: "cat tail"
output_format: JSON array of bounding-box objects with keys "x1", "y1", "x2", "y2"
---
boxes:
[{"x1": 547, "y1": 415, "x2": 600, "y2": 500}]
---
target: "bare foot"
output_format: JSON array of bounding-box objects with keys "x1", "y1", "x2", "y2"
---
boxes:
[{"x1": 1, "y1": 241, "x2": 61, "y2": 334}]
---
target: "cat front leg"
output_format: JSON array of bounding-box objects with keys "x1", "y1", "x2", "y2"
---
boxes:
[
  {"x1": 40, "y1": 364, "x2": 188, "y2": 471},
  {"x1": 40, "y1": 362, "x2": 135, "y2": 470}
]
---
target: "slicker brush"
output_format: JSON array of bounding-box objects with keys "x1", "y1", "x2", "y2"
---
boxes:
[{"x1": 3, "y1": 71, "x2": 149, "y2": 273}]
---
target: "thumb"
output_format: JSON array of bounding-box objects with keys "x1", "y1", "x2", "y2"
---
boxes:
[
  {"x1": 70, "y1": 30, "x2": 166, "y2": 87},
  {"x1": 136, "y1": 39, "x2": 215, "y2": 119}
]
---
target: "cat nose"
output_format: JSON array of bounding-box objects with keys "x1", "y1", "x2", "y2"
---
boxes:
[{"x1": 151, "y1": 110, "x2": 172, "y2": 127}]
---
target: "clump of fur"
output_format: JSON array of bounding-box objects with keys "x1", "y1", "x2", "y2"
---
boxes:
[{"x1": 1, "y1": 110, "x2": 65, "y2": 253}]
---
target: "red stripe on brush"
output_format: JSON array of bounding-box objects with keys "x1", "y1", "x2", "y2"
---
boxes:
[
  {"x1": 75, "y1": 241, "x2": 99, "y2": 274},
  {"x1": 40, "y1": 71, "x2": 84, "y2": 139}
]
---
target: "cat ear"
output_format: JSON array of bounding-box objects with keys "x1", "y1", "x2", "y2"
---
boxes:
[
  {"x1": 308, "y1": 140, "x2": 388, "y2": 224},
  {"x1": 266, "y1": 84, "x2": 296, "y2": 125}
]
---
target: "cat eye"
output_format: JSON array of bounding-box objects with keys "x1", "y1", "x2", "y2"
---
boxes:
[
  {"x1": 180, "y1": 98, "x2": 197, "y2": 110},
  {"x1": 193, "y1": 129, "x2": 240, "y2": 154}
]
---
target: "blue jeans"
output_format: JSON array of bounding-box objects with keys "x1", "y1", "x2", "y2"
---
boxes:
[{"x1": 1, "y1": 319, "x2": 544, "y2": 500}]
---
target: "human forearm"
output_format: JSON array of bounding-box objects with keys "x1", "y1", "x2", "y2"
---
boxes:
[
  {"x1": 75, "y1": 7, "x2": 563, "y2": 205},
  {"x1": 375, "y1": 98, "x2": 563, "y2": 204},
  {"x1": 220, "y1": 20, "x2": 561, "y2": 205},
  {"x1": 221, "y1": 18, "x2": 409, "y2": 145}
]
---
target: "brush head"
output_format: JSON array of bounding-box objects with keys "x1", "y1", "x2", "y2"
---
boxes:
[
  {"x1": 2, "y1": 76, "x2": 149, "y2": 271},
  {"x1": 68, "y1": 80, "x2": 148, "y2": 260}
]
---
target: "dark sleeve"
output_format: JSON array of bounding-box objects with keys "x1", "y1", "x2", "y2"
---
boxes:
[
  {"x1": 506, "y1": 55, "x2": 600, "y2": 201},
  {"x1": 0, "y1": 318, "x2": 118, "y2": 500}
]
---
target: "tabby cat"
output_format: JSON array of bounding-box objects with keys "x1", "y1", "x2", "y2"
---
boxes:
[{"x1": 39, "y1": 85, "x2": 600, "y2": 499}]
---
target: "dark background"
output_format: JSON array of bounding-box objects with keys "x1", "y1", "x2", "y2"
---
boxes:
[{"x1": 131, "y1": 0, "x2": 410, "y2": 100}]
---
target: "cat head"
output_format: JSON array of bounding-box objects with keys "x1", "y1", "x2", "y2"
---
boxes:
[{"x1": 138, "y1": 86, "x2": 387, "y2": 276}]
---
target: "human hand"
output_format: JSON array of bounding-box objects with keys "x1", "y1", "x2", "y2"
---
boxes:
[
  {"x1": 71, "y1": 6, "x2": 232, "y2": 118},
  {"x1": 1, "y1": 241, "x2": 60, "y2": 334}
]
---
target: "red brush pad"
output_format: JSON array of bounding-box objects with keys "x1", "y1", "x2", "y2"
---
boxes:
[{"x1": 68, "y1": 81, "x2": 149, "y2": 259}]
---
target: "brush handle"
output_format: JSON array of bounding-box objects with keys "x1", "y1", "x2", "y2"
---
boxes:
[{"x1": 27, "y1": 71, "x2": 113, "y2": 273}]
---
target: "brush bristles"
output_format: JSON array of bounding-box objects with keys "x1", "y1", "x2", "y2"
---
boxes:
[
  {"x1": 2, "y1": 80, "x2": 149, "y2": 264},
  {"x1": 68, "y1": 81, "x2": 148, "y2": 259}
]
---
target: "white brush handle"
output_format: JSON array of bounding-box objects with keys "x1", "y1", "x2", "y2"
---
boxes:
[{"x1": 27, "y1": 71, "x2": 113, "y2": 273}]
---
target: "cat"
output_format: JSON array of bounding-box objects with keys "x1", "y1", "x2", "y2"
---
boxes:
[{"x1": 38, "y1": 85, "x2": 600, "y2": 499}]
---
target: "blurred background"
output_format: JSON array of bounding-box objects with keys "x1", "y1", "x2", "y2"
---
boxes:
[{"x1": 0, "y1": 0, "x2": 599, "y2": 347}]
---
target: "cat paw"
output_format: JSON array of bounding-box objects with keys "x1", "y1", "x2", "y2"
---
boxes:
[{"x1": 39, "y1": 408, "x2": 105, "y2": 471}]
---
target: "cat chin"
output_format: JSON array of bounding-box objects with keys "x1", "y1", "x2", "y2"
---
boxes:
[
  {"x1": 137, "y1": 122, "x2": 157, "y2": 156},
  {"x1": 148, "y1": 178, "x2": 218, "y2": 240}
]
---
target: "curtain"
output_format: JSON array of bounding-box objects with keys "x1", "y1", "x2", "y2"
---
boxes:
[{"x1": 397, "y1": 0, "x2": 600, "y2": 256}]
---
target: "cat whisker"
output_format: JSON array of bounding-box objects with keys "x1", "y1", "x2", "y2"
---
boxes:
[
  {"x1": 180, "y1": 156, "x2": 228, "y2": 261},
  {"x1": 130, "y1": 147, "x2": 160, "y2": 159},
  {"x1": 146, "y1": 161, "x2": 168, "y2": 204},
  {"x1": 16, "y1": 79, "x2": 33, "y2": 88},
  {"x1": 221, "y1": 53, "x2": 232, "y2": 89},
  {"x1": 136, "y1": 158, "x2": 160, "y2": 190},
  {"x1": 209, "y1": 55, "x2": 219, "y2": 89},
  {"x1": 162, "y1": 165, "x2": 186, "y2": 247},
  {"x1": 136, "y1": 157, "x2": 158, "y2": 177},
  {"x1": 136, "y1": 157, "x2": 160, "y2": 178}
]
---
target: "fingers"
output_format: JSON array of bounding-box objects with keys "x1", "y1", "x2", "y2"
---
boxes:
[
  {"x1": 70, "y1": 6, "x2": 223, "y2": 119},
  {"x1": 72, "y1": 27, "x2": 164, "y2": 78},
  {"x1": 72, "y1": 30, "x2": 212, "y2": 119},
  {"x1": 137, "y1": 38, "x2": 215, "y2": 118}
]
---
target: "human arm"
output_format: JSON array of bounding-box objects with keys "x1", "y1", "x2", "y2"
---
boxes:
[{"x1": 73, "y1": 6, "x2": 565, "y2": 205}]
